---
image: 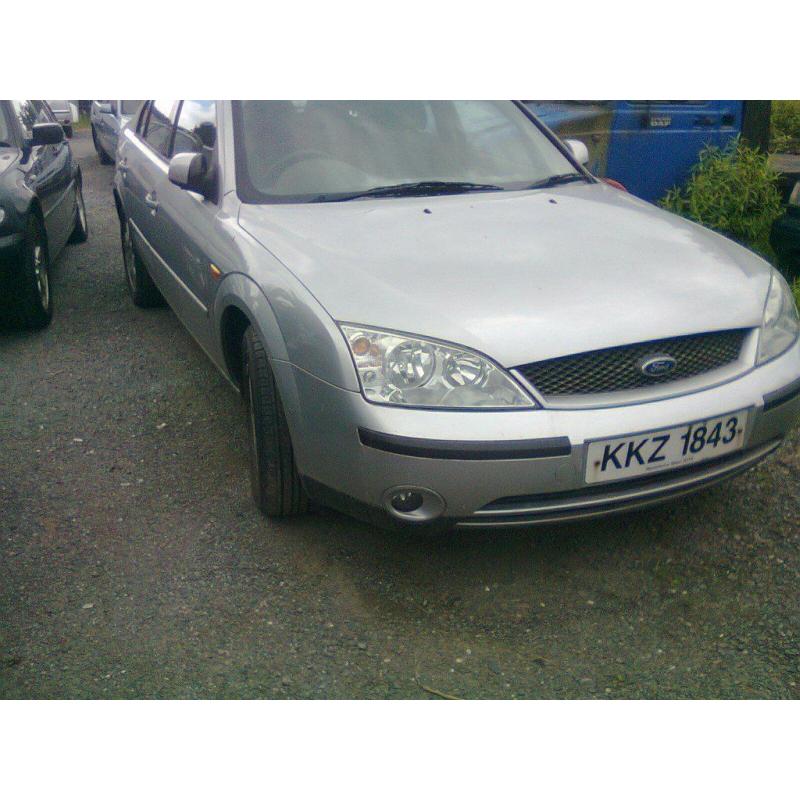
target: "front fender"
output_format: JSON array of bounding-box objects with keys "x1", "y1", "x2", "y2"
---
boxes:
[{"x1": 213, "y1": 272, "x2": 291, "y2": 364}]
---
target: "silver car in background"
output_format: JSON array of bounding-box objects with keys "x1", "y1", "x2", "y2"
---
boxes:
[
  {"x1": 113, "y1": 100, "x2": 800, "y2": 532},
  {"x1": 91, "y1": 100, "x2": 142, "y2": 163},
  {"x1": 46, "y1": 100, "x2": 77, "y2": 138}
]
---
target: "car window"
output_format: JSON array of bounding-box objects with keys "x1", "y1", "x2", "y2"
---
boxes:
[
  {"x1": 172, "y1": 101, "x2": 217, "y2": 157},
  {"x1": 233, "y1": 100, "x2": 578, "y2": 203},
  {"x1": 47, "y1": 100, "x2": 70, "y2": 112},
  {"x1": 142, "y1": 99, "x2": 177, "y2": 159}
]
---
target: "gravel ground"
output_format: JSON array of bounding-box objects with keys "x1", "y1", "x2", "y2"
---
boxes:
[{"x1": 1, "y1": 131, "x2": 799, "y2": 699}]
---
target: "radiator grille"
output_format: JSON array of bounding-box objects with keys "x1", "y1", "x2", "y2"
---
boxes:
[{"x1": 516, "y1": 329, "x2": 748, "y2": 397}]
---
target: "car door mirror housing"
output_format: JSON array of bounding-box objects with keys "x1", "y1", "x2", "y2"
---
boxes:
[
  {"x1": 31, "y1": 122, "x2": 65, "y2": 146},
  {"x1": 565, "y1": 138, "x2": 590, "y2": 166},
  {"x1": 168, "y1": 152, "x2": 208, "y2": 195}
]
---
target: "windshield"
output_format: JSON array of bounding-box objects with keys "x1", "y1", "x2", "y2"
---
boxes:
[
  {"x1": 233, "y1": 101, "x2": 582, "y2": 203},
  {"x1": 47, "y1": 100, "x2": 70, "y2": 112},
  {"x1": 121, "y1": 100, "x2": 143, "y2": 116}
]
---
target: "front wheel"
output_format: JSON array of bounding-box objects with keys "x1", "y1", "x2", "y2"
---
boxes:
[
  {"x1": 92, "y1": 126, "x2": 112, "y2": 164},
  {"x1": 69, "y1": 179, "x2": 88, "y2": 243},
  {"x1": 10, "y1": 216, "x2": 53, "y2": 329},
  {"x1": 242, "y1": 326, "x2": 308, "y2": 517}
]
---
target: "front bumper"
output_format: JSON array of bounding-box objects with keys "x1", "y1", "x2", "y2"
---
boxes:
[{"x1": 276, "y1": 338, "x2": 800, "y2": 529}]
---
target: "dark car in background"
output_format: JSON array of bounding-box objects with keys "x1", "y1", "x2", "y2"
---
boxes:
[
  {"x1": 771, "y1": 178, "x2": 800, "y2": 279},
  {"x1": 0, "y1": 100, "x2": 88, "y2": 329},
  {"x1": 90, "y1": 100, "x2": 143, "y2": 164}
]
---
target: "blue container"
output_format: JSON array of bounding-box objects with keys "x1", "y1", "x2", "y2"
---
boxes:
[{"x1": 525, "y1": 101, "x2": 745, "y2": 203}]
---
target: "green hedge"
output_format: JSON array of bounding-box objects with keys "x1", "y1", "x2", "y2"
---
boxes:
[
  {"x1": 660, "y1": 137, "x2": 782, "y2": 259},
  {"x1": 771, "y1": 100, "x2": 800, "y2": 154}
]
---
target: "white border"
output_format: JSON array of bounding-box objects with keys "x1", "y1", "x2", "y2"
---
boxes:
[{"x1": 2, "y1": 701, "x2": 797, "y2": 798}]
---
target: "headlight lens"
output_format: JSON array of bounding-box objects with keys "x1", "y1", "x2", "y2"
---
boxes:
[
  {"x1": 341, "y1": 324, "x2": 536, "y2": 408},
  {"x1": 757, "y1": 270, "x2": 800, "y2": 365}
]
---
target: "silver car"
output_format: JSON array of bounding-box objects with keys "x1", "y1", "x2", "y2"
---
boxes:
[
  {"x1": 46, "y1": 100, "x2": 76, "y2": 138},
  {"x1": 113, "y1": 100, "x2": 800, "y2": 531},
  {"x1": 91, "y1": 100, "x2": 142, "y2": 164}
]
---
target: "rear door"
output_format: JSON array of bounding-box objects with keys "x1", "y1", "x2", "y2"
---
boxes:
[
  {"x1": 606, "y1": 101, "x2": 739, "y2": 202},
  {"x1": 95, "y1": 101, "x2": 116, "y2": 154},
  {"x1": 121, "y1": 99, "x2": 180, "y2": 294}
]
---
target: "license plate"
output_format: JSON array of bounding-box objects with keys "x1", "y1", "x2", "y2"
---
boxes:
[{"x1": 585, "y1": 410, "x2": 749, "y2": 485}]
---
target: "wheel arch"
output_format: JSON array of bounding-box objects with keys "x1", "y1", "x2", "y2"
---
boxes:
[
  {"x1": 112, "y1": 185, "x2": 124, "y2": 224},
  {"x1": 26, "y1": 197, "x2": 50, "y2": 258},
  {"x1": 214, "y1": 273, "x2": 291, "y2": 391}
]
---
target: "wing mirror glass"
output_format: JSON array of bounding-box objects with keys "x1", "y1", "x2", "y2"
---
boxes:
[
  {"x1": 31, "y1": 122, "x2": 65, "y2": 146},
  {"x1": 168, "y1": 152, "x2": 208, "y2": 195},
  {"x1": 565, "y1": 138, "x2": 590, "y2": 166}
]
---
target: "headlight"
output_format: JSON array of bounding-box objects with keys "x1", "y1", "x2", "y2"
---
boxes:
[
  {"x1": 756, "y1": 270, "x2": 800, "y2": 365},
  {"x1": 340, "y1": 324, "x2": 536, "y2": 408}
]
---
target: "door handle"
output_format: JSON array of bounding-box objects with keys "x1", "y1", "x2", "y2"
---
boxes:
[{"x1": 144, "y1": 192, "x2": 159, "y2": 212}]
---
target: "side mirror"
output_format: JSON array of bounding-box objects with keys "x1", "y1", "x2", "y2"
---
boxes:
[
  {"x1": 789, "y1": 180, "x2": 800, "y2": 207},
  {"x1": 31, "y1": 122, "x2": 65, "y2": 146},
  {"x1": 565, "y1": 138, "x2": 590, "y2": 166},
  {"x1": 168, "y1": 152, "x2": 208, "y2": 195},
  {"x1": 97, "y1": 102, "x2": 114, "y2": 115}
]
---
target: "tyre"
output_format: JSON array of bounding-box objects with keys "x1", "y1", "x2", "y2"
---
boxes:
[
  {"x1": 242, "y1": 326, "x2": 308, "y2": 517},
  {"x1": 68, "y1": 179, "x2": 88, "y2": 244},
  {"x1": 11, "y1": 216, "x2": 53, "y2": 330},
  {"x1": 120, "y1": 214, "x2": 164, "y2": 307},
  {"x1": 92, "y1": 125, "x2": 112, "y2": 164}
]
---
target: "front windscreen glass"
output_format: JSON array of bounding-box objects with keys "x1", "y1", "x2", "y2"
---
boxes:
[{"x1": 233, "y1": 100, "x2": 581, "y2": 203}]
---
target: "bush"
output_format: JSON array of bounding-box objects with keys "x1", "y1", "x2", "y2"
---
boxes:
[
  {"x1": 793, "y1": 277, "x2": 800, "y2": 312},
  {"x1": 771, "y1": 100, "x2": 800, "y2": 154},
  {"x1": 660, "y1": 137, "x2": 782, "y2": 258}
]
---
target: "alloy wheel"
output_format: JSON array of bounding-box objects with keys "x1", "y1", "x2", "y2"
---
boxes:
[
  {"x1": 33, "y1": 242, "x2": 49, "y2": 310},
  {"x1": 123, "y1": 222, "x2": 137, "y2": 290}
]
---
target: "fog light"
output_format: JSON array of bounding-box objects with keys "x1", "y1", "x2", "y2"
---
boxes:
[
  {"x1": 390, "y1": 490, "x2": 424, "y2": 513},
  {"x1": 382, "y1": 486, "x2": 446, "y2": 522}
]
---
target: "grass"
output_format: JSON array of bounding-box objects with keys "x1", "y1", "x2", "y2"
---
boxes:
[
  {"x1": 793, "y1": 278, "x2": 800, "y2": 312},
  {"x1": 73, "y1": 112, "x2": 90, "y2": 132},
  {"x1": 771, "y1": 100, "x2": 800, "y2": 154}
]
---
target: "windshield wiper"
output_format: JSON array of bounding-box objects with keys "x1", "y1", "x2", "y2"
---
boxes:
[
  {"x1": 313, "y1": 180, "x2": 504, "y2": 202},
  {"x1": 526, "y1": 173, "x2": 588, "y2": 190}
]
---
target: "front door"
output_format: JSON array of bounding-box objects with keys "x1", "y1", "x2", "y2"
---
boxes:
[{"x1": 151, "y1": 100, "x2": 220, "y2": 347}]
